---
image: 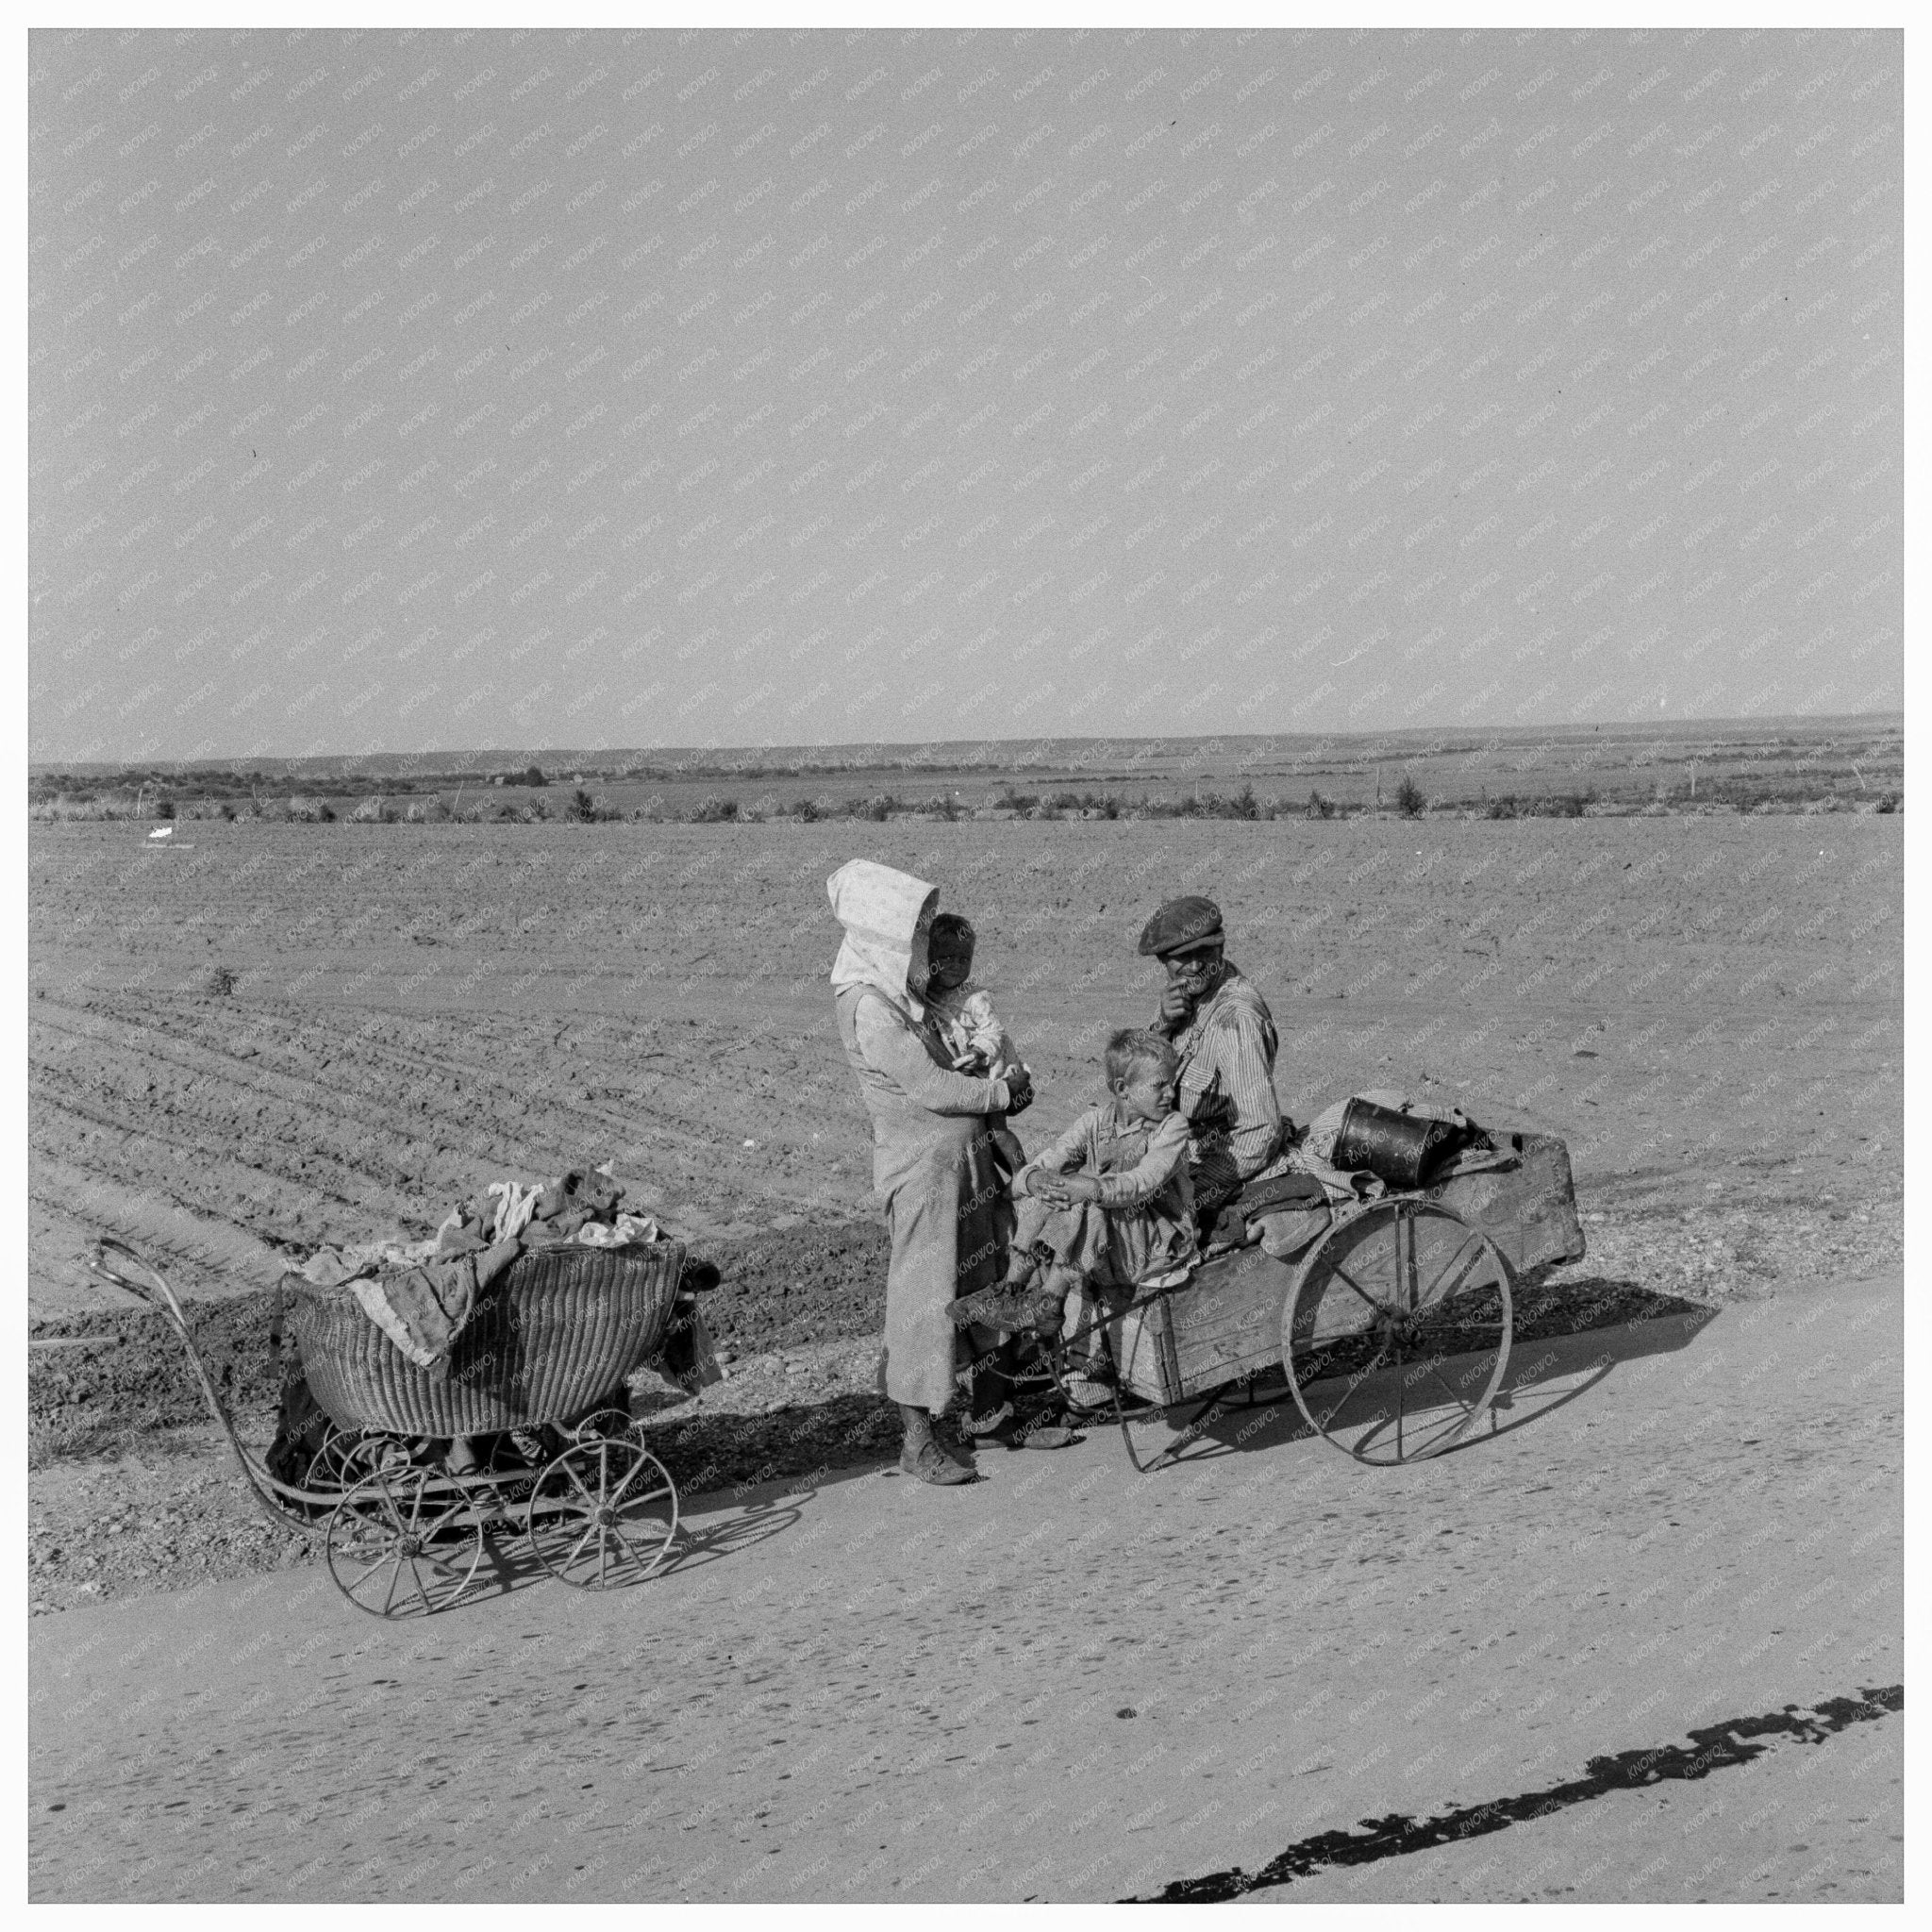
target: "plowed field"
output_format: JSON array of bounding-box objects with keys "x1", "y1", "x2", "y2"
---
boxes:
[{"x1": 30, "y1": 814, "x2": 1900, "y2": 1313}]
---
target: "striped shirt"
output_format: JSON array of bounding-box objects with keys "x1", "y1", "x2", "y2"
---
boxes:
[{"x1": 1158, "y1": 963, "x2": 1284, "y2": 1200}]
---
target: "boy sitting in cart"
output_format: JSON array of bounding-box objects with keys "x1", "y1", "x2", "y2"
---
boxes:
[{"x1": 951, "y1": 1029, "x2": 1197, "y2": 1407}]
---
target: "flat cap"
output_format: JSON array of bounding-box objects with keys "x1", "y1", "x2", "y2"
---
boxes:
[{"x1": 1138, "y1": 894, "x2": 1224, "y2": 958}]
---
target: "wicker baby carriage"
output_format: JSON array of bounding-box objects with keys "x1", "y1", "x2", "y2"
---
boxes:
[
  {"x1": 288, "y1": 1240, "x2": 686, "y2": 1435},
  {"x1": 89, "y1": 1236, "x2": 695, "y2": 1621}
]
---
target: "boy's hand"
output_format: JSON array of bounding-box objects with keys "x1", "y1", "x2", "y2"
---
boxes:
[
  {"x1": 1056, "y1": 1174, "x2": 1104, "y2": 1205},
  {"x1": 1025, "y1": 1169, "x2": 1071, "y2": 1203},
  {"x1": 1003, "y1": 1068, "x2": 1035, "y2": 1115}
]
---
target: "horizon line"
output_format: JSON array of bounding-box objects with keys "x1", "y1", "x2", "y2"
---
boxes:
[{"x1": 26, "y1": 708, "x2": 1906, "y2": 775}]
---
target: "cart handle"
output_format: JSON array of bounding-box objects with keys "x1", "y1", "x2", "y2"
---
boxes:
[{"x1": 83, "y1": 1237, "x2": 325, "y2": 1537}]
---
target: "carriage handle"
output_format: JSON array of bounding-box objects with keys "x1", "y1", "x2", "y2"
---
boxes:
[{"x1": 84, "y1": 1237, "x2": 334, "y2": 1532}]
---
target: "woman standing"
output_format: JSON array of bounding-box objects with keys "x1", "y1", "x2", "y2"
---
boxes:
[{"x1": 827, "y1": 859, "x2": 1031, "y2": 1485}]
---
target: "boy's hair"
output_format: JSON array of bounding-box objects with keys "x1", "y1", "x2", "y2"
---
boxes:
[
  {"x1": 1105, "y1": 1027, "x2": 1176, "y2": 1087},
  {"x1": 928, "y1": 912, "x2": 975, "y2": 958}
]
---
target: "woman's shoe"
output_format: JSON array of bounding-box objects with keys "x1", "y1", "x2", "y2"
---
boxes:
[{"x1": 900, "y1": 1436, "x2": 974, "y2": 1484}]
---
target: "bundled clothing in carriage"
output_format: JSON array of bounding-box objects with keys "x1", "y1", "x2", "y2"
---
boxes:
[{"x1": 267, "y1": 1158, "x2": 715, "y2": 1491}]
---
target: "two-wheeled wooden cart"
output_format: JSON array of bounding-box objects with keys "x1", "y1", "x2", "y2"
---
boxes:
[
  {"x1": 86, "y1": 1236, "x2": 694, "y2": 1620},
  {"x1": 991, "y1": 1126, "x2": 1586, "y2": 1470}
]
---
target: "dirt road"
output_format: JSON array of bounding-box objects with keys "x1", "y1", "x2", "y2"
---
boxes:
[{"x1": 30, "y1": 1270, "x2": 1901, "y2": 1903}]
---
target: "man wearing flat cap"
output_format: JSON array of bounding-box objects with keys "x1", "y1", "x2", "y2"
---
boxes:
[{"x1": 1139, "y1": 894, "x2": 1287, "y2": 1228}]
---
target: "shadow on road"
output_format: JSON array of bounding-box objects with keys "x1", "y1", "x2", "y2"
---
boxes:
[
  {"x1": 658, "y1": 1493, "x2": 808, "y2": 1576},
  {"x1": 1127, "y1": 1684, "x2": 1904, "y2": 1901},
  {"x1": 1120, "y1": 1280, "x2": 1720, "y2": 1471},
  {"x1": 639, "y1": 1390, "x2": 902, "y2": 1501}
]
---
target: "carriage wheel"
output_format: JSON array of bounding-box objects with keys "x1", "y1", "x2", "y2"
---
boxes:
[
  {"x1": 525, "y1": 1438, "x2": 678, "y2": 1589},
  {"x1": 570, "y1": 1407, "x2": 639, "y2": 1444},
  {"x1": 325, "y1": 1468, "x2": 484, "y2": 1618},
  {"x1": 1283, "y1": 1199, "x2": 1512, "y2": 1464},
  {"x1": 306, "y1": 1424, "x2": 366, "y2": 1493}
]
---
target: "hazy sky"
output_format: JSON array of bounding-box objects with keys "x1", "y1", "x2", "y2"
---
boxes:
[{"x1": 29, "y1": 25, "x2": 1901, "y2": 763}]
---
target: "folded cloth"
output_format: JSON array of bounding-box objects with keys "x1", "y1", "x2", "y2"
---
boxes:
[
  {"x1": 575, "y1": 1212, "x2": 661, "y2": 1248},
  {"x1": 349, "y1": 1239, "x2": 522, "y2": 1374},
  {"x1": 484, "y1": 1178, "x2": 544, "y2": 1242},
  {"x1": 301, "y1": 1248, "x2": 375, "y2": 1289},
  {"x1": 301, "y1": 1238, "x2": 441, "y2": 1285}
]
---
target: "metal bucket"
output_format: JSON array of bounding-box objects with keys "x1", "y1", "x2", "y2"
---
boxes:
[{"x1": 1331, "y1": 1097, "x2": 1462, "y2": 1191}]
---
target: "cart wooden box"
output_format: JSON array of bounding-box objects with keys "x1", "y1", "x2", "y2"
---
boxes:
[{"x1": 1107, "y1": 1128, "x2": 1584, "y2": 1410}]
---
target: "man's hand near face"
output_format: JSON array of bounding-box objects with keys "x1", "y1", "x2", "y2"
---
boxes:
[{"x1": 1156, "y1": 946, "x2": 1221, "y2": 1033}]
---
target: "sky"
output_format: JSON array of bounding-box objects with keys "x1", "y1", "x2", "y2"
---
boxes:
[{"x1": 28, "y1": 25, "x2": 1902, "y2": 764}]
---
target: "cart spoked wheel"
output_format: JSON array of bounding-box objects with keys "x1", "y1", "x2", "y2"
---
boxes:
[
  {"x1": 525, "y1": 1437, "x2": 678, "y2": 1589},
  {"x1": 1116, "y1": 1383, "x2": 1229, "y2": 1474},
  {"x1": 1283, "y1": 1199, "x2": 1512, "y2": 1464},
  {"x1": 325, "y1": 1467, "x2": 485, "y2": 1618}
]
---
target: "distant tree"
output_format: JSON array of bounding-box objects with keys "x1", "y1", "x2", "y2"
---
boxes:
[
  {"x1": 1394, "y1": 774, "x2": 1426, "y2": 818},
  {"x1": 566, "y1": 787, "x2": 597, "y2": 823},
  {"x1": 523, "y1": 764, "x2": 547, "y2": 788}
]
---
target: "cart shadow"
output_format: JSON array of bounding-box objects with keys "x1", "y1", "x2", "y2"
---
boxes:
[
  {"x1": 1125, "y1": 1279, "x2": 1721, "y2": 1469},
  {"x1": 656, "y1": 1495, "x2": 808, "y2": 1576},
  {"x1": 452, "y1": 1414, "x2": 908, "y2": 1605},
  {"x1": 455, "y1": 1492, "x2": 815, "y2": 1605}
]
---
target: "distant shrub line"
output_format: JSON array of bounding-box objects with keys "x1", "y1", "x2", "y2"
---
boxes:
[{"x1": 28, "y1": 781, "x2": 1900, "y2": 827}]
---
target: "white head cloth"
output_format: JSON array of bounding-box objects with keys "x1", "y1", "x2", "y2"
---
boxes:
[{"x1": 826, "y1": 859, "x2": 938, "y2": 1021}]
